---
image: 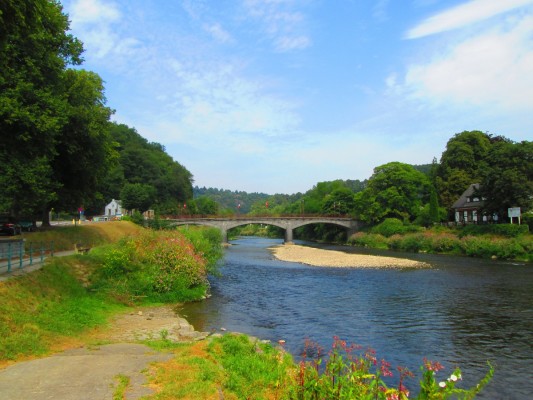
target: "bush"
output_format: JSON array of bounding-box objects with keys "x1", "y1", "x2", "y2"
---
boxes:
[
  {"x1": 371, "y1": 218, "x2": 421, "y2": 237},
  {"x1": 428, "y1": 232, "x2": 462, "y2": 254},
  {"x1": 92, "y1": 230, "x2": 212, "y2": 303},
  {"x1": 348, "y1": 232, "x2": 388, "y2": 249},
  {"x1": 458, "y1": 224, "x2": 529, "y2": 238}
]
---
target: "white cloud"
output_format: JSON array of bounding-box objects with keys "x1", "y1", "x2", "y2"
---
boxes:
[
  {"x1": 203, "y1": 23, "x2": 234, "y2": 44},
  {"x1": 406, "y1": 0, "x2": 533, "y2": 39},
  {"x1": 69, "y1": 0, "x2": 120, "y2": 26},
  {"x1": 399, "y1": 15, "x2": 533, "y2": 112},
  {"x1": 131, "y1": 58, "x2": 301, "y2": 152},
  {"x1": 242, "y1": 0, "x2": 312, "y2": 52}
]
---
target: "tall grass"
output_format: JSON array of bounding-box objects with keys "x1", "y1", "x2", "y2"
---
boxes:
[
  {"x1": 348, "y1": 228, "x2": 533, "y2": 261},
  {"x1": 20, "y1": 221, "x2": 143, "y2": 251}
]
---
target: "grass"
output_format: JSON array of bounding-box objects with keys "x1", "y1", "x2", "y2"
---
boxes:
[
  {"x1": 112, "y1": 374, "x2": 131, "y2": 400},
  {"x1": 19, "y1": 221, "x2": 143, "y2": 251},
  {"x1": 144, "y1": 335, "x2": 294, "y2": 400},
  {"x1": 0, "y1": 257, "x2": 125, "y2": 361}
]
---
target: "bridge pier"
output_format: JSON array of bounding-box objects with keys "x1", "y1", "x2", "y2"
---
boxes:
[{"x1": 284, "y1": 228, "x2": 293, "y2": 244}]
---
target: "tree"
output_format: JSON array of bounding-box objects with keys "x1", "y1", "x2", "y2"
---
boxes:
[
  {"x1": 354, "y1": 162, "x2": 431, "y2": 224},
  {"x1": 101, "y1": 123, "x2": 193, "y2": 214},
  {"x1": 479, "y1": 140, "x2": 533, "y2": 220},
  {"x1": 435, "y1": 131, "x2": 491, "y2": 208},
  {"x1": 321, "y1": 188, "x2": 356, "y2": 215},
  {"x1": 49, "y1": 69, "x2": 115, "y2": 219},
  {"x1": 121, "y1": 183, "x2": 156, "y2": 213},
  {"x1": 194, "y1": 196, "x2": 219, "y2": 215},
  {"x1": 0, "y1": 0, "x2": 83, "y2": 217}
]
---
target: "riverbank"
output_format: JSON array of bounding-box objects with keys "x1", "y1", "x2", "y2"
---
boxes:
[{"x1": 270, "y1": 244, "x2": 429, "y2": 268}]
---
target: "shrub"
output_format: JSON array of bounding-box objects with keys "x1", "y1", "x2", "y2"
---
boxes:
[
  {"x1": 372, "y1": 218, "x2": 422, "y2": 237},
  {"x1": 348, "y1": 232, "x2": 388, "y2": 249},
  {"x1": 92, "y1": 230, "x2": 211, "y2": 303},
  {"x1": 371, "y1": 218, "x2": 407, "y2": 237},
  {"x1": 458, "y1": 224, "x2": 529, "y2": 238},
  {"x1": 460, "y1": 236, "x2": 497, "y2": 258},
  {"x1": 428, "y1": 232, "x2": 462, "y2": 254}
]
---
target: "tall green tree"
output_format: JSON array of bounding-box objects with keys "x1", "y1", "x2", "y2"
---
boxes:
[
  {"x1": 120, "y1": 183, "x2": 156, "y2": 213},
  {"x1": 354, "y1": 162, "x2": 431, "y2": 224},
  {"x1": 50, "y1": 69, "x2": 115, "y2": 218},
  {"x1": 479, "y1": 140, "x2": 533, "y2": 220},
  {"x1": 0, "y1": 0, "x2": 83, "y2": 217},
  {"x1": 321, "y1": 188, "x2": 356, "y2": 215},
  {"x1": 435, "y1": 130, "x2": 491, "y2": 208},
  {"x1": 100, "y1": 123, "x2": 193, "y2": 214}
]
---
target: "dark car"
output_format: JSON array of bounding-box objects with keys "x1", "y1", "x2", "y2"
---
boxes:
[
  {"x1": 19, "y1": 221, "x2": 35, "y2": 232},
  {"x1": 0, "y1": 216, "x2": 22, "y2": 236}
]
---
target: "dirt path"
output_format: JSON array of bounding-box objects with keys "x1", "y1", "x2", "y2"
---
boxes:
[{"x1": 0, "y1": 305, "x2": 209, "y2": 400}]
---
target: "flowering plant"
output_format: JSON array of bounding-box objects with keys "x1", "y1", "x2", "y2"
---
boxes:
[{"x1": 289, "y1": 337, "x2": 493, "y2": 400}]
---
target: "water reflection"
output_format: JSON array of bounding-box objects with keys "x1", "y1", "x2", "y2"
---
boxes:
[{"x1": 179, "y1": 237, "x2": 533, "y2": 399}]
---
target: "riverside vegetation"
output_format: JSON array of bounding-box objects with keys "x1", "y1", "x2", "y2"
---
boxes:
[
  {"x1": 347, "y1": 218, "x2": 532, "y2": 262},
  {"x1": 0, "y1": 222, "x2": 493, "y2": 399}
]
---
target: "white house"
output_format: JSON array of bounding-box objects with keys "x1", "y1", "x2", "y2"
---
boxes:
[{"x1": 105, "y1": 199, "x2": 123, "y2": 217}]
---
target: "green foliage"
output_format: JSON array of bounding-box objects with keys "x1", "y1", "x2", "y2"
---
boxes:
[
  {"x1": 435, "y1": 131, "x2": 491, "y2": 208},
  {"x1": 321, "y1": 187, "x2": 356, "y2": 215},
  {"x1": 354, "y1": 162, "x2": 431, "y2": 224},
  {"x1": 207, "y1": 334, "x2": 293, "y2": 399},
  {"x1": 0, "y1": 259, "x2": 124, "y2": 360},
  {"x1": 177, "y1": 227, "x2": 223, "y2": 274},
  {"x1": 347, "y1": 232, "x2": 389, "y2": 249},
  {"x1": 91, "y1": 229, "x2": 219, "y2": 303},
  {"x1": 349, "y1": 228, "x2": 532, "y2": 260},
  {"x1": 458, "y1": 224, "x2": 529, "y2": 238},
  {"x1": 0, "y1": 0, "x2": 85, "y2": 218},
  {"x1": 120, "y1": 183, "x2": 156, "y2": 213},
  {"x1": 192, "y1": 196, "x2": 219, "y2": 215},
  {"x1": 371, "y1": 218, "x2": 421, "y2": 237},
  {"x1": 290, "y1": 337, "x2": 493, "y2": 400},
  {"x1": 479, "y1": 140, "x2": 533, "y2": 219}
]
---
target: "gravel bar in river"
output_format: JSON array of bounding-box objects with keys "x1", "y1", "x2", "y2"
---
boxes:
[{"x1": 270, "y1": 244, "x2": 429, "y2": 268}]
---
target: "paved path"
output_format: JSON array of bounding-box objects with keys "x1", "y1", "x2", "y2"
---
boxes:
[
  {"x1": 0, "y1": 250, "x2": 76, "y2": 282},
  {"x1": 0, "y1": 343, "x2": 173, "y2": 400}
]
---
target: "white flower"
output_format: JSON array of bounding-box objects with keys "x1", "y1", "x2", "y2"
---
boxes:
[
  {"x1": 439, "y1": 381, "x2": 447, "y2": 388},
  {"x1": 448, "y1": 374, "x2": 458, "y2": 382}
]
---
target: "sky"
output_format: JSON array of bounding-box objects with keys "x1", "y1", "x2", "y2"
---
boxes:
[{"x1": 60, "y1": 0, "x2": 533, "y2": 195}]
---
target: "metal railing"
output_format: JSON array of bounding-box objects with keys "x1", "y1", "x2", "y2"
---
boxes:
[{"x1": 0, "y1": 240, "x2": 55, "y2": 274}]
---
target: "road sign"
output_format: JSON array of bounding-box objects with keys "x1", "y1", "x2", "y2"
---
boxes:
[{"x1": 508, "y1": 207, "x2": 521, "y2": 218}]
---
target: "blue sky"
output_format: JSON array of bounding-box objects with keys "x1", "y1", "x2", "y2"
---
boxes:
[{"x1": 61, "y1": 0, "x2": 533, "y2": 194}]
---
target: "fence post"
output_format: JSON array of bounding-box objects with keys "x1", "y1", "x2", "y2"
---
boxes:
[
  {"x1": 40, "y1": 242, "x2": 45, "y2": 263},
  {"x1": 29, "y1": 242, "x2": 33, "y2": 266},
  {"x1": 18, "y1": 240, "x2": 23, "y2": 269},
  {"x1": 7, "y1": 242, "x2": 12, "y2": 273}
]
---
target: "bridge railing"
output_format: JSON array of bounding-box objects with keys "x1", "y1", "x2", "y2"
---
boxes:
[{"x1": 160, "y1": 213, "x2": 353, "y2": 220}]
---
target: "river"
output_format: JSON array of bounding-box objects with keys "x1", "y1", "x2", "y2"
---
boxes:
[{"x1": 179, "y1": 237, "x2": 533, "y2": 399}]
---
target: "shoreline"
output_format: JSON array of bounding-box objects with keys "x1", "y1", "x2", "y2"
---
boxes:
[{"x1": 270, "y1": 244, "x2": 429, "y2": 268}]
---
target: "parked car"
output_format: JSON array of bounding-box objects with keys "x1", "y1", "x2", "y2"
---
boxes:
[
  {"x1": 19, "y1": 221, "x2": 35, "y2": 232},
  {"x1": 0, "y1": 216, "x2": 22, "y2": 236}
]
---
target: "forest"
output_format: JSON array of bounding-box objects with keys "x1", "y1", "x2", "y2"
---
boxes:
[{"x1": 1, "y1": 1, "x2": 532, "y2": 230}]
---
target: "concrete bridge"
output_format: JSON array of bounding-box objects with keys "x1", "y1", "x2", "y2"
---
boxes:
[{"x1": 168, "y1": 216, "x2": 361, "y2": 244}]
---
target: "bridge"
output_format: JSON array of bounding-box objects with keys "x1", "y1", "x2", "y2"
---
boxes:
[{"x1": 167, "y1": 216, "x2": 362, "y2": 244}]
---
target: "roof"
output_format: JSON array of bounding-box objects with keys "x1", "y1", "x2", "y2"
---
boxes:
[{"x1": 452, "y1": 183, "x2": 483, "y2": 210}]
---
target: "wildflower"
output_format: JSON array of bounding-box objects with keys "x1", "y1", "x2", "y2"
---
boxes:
[
  {"x1": 448, "y1": 374, "x2": 458, "y2": 382},
  {"x1": 439, "y1": 381, "x2": 446, "y2": 388}
]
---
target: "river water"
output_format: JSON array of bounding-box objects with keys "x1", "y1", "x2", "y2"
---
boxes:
[{"x1": 179, "y1": 237, "x2": 533, "y2": 399}]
